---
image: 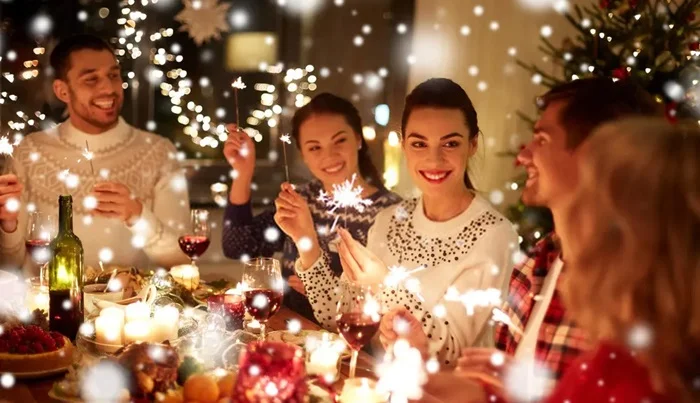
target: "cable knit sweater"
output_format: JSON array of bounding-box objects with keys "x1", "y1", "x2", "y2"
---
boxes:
[
  {"x1": 0, "y1": 117, "x2": 191, "y2": 271},
  {"x1": 296, "y1": 194, "x2": 518, "y2": 366}
]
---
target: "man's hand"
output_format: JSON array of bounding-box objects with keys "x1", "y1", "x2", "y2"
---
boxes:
[
  {"x1": 92, "y1": 182, "x2": 143, "y2": 224},
  {"x1": 0, "y1": 174, "x2": 22, "y2": 233}
]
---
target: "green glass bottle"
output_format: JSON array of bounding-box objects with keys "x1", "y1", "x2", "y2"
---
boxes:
[{"x1": 48, "y1": 195, "x2": 84, "y2": 340}]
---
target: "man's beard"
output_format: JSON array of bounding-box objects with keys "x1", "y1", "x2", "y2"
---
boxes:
[{"x1": 69, "y1": 91, "x2": 121, "y2": 131}]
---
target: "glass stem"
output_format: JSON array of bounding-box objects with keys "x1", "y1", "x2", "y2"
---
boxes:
[
  {"x1": 349, "y1": 350, "x2": 358, "y2": 378},
  {"x1": 260, "y1": 322, "x2": 266, "y2": 341}
]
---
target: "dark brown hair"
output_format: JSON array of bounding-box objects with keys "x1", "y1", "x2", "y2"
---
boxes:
[
  {"x1": 400, "y1": 78, "x2": 479, "y2": 189},
  {"x1": 538, "y1": 77, "x2": 663, "y2": 150},
  {"x1": 291, "y1": 93, "x2": 384, "y2": 188},
  {"x1": 50, "y1": 34, "x2": 115, "y2": 80}
]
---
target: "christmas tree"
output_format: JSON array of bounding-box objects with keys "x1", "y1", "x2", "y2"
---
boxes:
[{"x1": 506, "y1": 0, "x2": 700, "y2": 251}]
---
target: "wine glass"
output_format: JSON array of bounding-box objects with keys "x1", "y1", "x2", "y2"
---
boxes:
[
  {"x1": 242, "y1": 258, "x2": 284, "y2": 341},
  {"x1": 25, "y1": 211, "x2": 56, "y2": 286},
  {"x1": 336, "y1": 282, "x2": 382, "y2": 378},
  {"x1": 178, "y1": 209, "x2": 211, "y2": 266}
]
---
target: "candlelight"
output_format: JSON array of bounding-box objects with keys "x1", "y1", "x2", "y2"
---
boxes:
[
  {"x1": 125, "y1": 302, "x2": 150, "y2": 323},
  {"x1": 124, "y1": 320, "x2": 152, "y2": 344}
]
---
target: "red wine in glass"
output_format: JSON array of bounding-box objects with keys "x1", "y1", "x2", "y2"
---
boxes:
[
  {"x1": 178, "y1": 235, "x2": 210, "y2": 261},
  {"x1": 336, "y1": 312, "x2": 381, "y2": 351},
  {"x1": 243, "y1": 289, "x2": 283, "y2": 321},
  {"x1": 26, "y1": 239, "x2": 51, "y2": 264}
]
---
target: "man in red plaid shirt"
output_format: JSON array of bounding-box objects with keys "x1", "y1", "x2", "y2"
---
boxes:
[{"x1": 450, "y1": 78, "x2": 662, "y2": 399}]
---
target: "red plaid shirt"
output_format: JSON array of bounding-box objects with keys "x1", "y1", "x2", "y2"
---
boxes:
[{"x1": 494, "y1": 233, "x2": 590, "y2": 380}]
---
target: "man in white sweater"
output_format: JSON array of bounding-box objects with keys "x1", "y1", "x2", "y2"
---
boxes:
[{"x1": 0, "y1": 34, "x2": 190, "y2": 271}]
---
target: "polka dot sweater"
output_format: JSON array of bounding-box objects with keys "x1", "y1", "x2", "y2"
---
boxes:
[
  {"x1": 296, "y1": 194, "x2": 518, "y2": 366},
  {"x1": 222, "y1": 179, "x2": 401, "y2": 323}
]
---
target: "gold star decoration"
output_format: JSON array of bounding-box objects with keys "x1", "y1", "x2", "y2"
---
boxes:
[{"x1": 175, "y1": 0, "x2": 231, "y2": 46}]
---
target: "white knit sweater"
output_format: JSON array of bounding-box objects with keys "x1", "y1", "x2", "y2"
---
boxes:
[
  {"x1": 0, "y1": 117, "x2": 191, "y2": 271},
  {"x1": 296, "y1": 194, "x2": 518, "y2": 366}
]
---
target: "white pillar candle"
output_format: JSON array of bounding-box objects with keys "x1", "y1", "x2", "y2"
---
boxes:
[
  {"x1": 339, "y1": 378, "x2": 386, "y2": 403},
  {"x1": 100, "y1": 306, "x2": 126, "y2": 323},
  {"x1": 152, "y1": 306, "x2": 180, "y2": 342},
  {"x1": 169, "y1": 264, "x2": 200, "y2": 291},
  {"x1": 124, "y1": 320, "x2": 152, "y2": 344},
  {"x1": 95, "y1": 315, "x2": 123, "y2": 345},
  {"x1": 307, "y1": 347, "x2": 340, "y2": 379},
  {"x1": 125, "y1": 302, "x2": 150, "y2": 323}
]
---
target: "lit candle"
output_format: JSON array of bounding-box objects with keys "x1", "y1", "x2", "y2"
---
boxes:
[
  {"x1": 170, "y1": 264, "x2": 200, "y2": 291},
  {"x1": 100, "y1": 306, "x2": 126, "y2": 322},
  {"x1": 95, "y1": 315, "x2": 123, "y2": 346},
  {"x1": 125, "y1": 302, "x2": 150, "y2": 323},
  {"x1": 339, "y1": 378, "x2": 386, "y2": 403},
  {"x1": 124, "y1": 320, "x2": 152, "y2": 344},
  {"x1": 306, "y1": 333, "x2": 344, "y2": 380},
  {"x1": 26, "y1": 284, "x2": 49, "y2": 313},
  {"x1": 152, "y1": 306, "x2": 179, "y2": 342}
]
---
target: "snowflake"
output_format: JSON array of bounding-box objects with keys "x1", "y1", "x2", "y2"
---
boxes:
[
  {"x1": 175, "y1": 0, "x2": 231, "y2": 46},
  {"x1": 317, "y1": 174, "x2": 372, "y2": 231},
  {"x1": 280, "y1": 134, "x2": 292, "y2": 144},
  {"x1": 231, "y1": 76, "x2": 246, "y2": 90}
]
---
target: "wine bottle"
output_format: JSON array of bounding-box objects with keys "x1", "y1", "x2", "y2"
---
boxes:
[{"x1": 48, "y1": 195, "x2": 84, "y2": 340}]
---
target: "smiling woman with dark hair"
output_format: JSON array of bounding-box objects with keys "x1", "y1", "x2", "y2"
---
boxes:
[
  {"x1": 290, "y1": 78, "x2": 519, "y2": 365},
  {"x1": 221, "y1": 93, "x2": 401, "y2": 323}
]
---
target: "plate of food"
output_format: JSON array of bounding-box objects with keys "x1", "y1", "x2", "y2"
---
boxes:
[{"x1": 0, "y1": 324, "x2": 74, "y2": 379}]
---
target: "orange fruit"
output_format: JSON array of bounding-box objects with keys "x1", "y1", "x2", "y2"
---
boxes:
[
  {"x1": 217, "y1": 373, "x2": 237, "y2": 398},
  {"x1": 183, "y1": 374, "x2": 219, "y2": 403}
]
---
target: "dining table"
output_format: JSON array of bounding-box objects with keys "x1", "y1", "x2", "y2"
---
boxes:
[{"x1": 0, "y1": 307, "x2": 377, "y2": 403}]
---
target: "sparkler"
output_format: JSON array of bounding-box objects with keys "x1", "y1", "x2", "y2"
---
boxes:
[
  {"x1": 317, "y1": 173, "x2": 373, "y2": 232},
  {"x1": 231, "y1": 77, "x2": 246, "y2": 130},
  {"x1": 384, "y1": 265, "x2": 427, "y2": 301},
  {"x1": 280, "y1": 133, "x2": 291, "y2": 183},
  {"x1": 444, "y1": 287, "x2": 502, "y2": 316},
  {"x1": 83, "y1": 140, "x2": 95, "y2": 176},
  {"x1": 492, "y1": 307, "x2": 524, "y2": 336},
  {"x1": 376, "y1": 339, "x2": 428, "y2": 403}
]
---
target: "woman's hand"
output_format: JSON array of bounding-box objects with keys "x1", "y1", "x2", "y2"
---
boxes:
[
  {"x1": 223, "y1": 124, "x2": 256, "y2": 183},
  {"x1": 337, "y1": 227, "x2": 388, "y2": 286},
  {"x1": 379, "y1": 307, "x2": 429, "y2": 357},
  {"x1": 273, "y1": 183, "x2": 320, "y2": 268},
  {"x1": 457, "y1": 348, "x2": 514, "y2": 379}
]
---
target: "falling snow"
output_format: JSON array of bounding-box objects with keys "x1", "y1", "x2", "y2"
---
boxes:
[{"x1": 175, "y1": 0, "x2": 231, "y2": 45}]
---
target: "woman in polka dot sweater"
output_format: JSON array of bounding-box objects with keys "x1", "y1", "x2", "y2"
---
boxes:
[
  {"x1": 287, "y1": 79, "x2": 518, "y2": 366},
  {"x1": 222, "y1": 93, "x2": 401, "y2": 323}
]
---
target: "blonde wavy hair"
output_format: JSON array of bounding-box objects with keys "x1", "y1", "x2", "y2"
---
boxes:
[{"x1": 561, "y1": 117, "x2": 700, "y2": 401}]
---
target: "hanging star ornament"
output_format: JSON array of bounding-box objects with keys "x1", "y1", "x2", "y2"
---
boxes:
[{"x1": 175, "y1": 0, "x2": 231, "y2": 46}]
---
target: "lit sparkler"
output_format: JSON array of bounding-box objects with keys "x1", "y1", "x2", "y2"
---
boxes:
[
  {"x1": 317, "y1": 173, "x2": 373, "y2": 231},
  {"x1": 384, "y1": 265, "x2": 427, "y2": 301},
  {"x1": 231, "y1": 76, "x2": 246, "y2": 130},
  {"x1": 492, "y1": 307, "x2": 524, "y2": 336},
  {"x1": 444, "y1": 287, "x2": 502, "y2": 316},
  {"x1": 83, "y1": 140, "x2": 95, "y2": 176},
  {"x1": 376, "y1": 339, "x2": 427, "y2": 403},
  {"x1": 280, "y1": 133, "x2": 291, "y2": 183}
]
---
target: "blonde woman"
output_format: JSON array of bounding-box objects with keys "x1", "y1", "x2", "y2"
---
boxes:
[{"x1": 549, "y1": 117, "x2": 700, "y2": 402}]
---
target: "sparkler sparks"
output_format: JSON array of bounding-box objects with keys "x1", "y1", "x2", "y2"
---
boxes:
[
  {"x1": 231, "y1": 76, "x2": 247, "y2": 90},
  {"x1": 83, "y1": 141, "x2": 95, "y2": 176},
  {"x1": 384, "y1": 265, "x2": 427, "y2": 301},
  {"x1": 317, "y1": 174, "x2": 373, "y2": 231},
  {"x1": 376, "y1": 339, "x2": 427, "y2": 402},
  {"x1": 443, "y1": 287, "x2": 502, "y2": 316},
  {"x1": 0, "y1": 137, "x2": 15, "y2": 157}
]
